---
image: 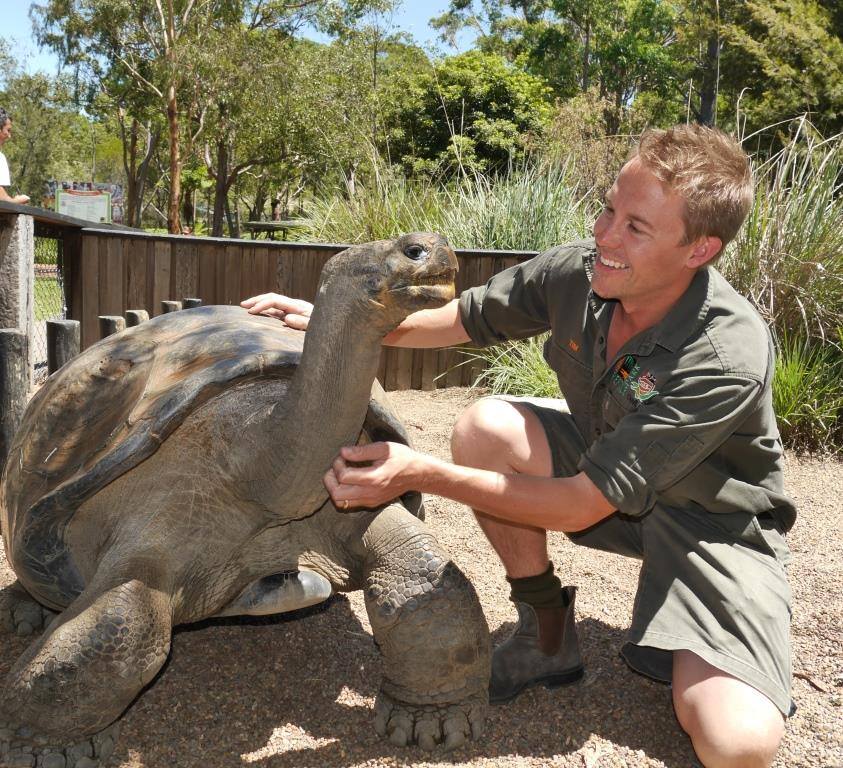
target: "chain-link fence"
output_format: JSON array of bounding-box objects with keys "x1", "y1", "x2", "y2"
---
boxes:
[{"x1": 33, "y1": 237, "x2": 66, "y2": 382}]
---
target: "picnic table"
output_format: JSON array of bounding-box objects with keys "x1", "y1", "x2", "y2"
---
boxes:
[{"x1": 242, "y1": 219, "x2": 306, "y2": 241}]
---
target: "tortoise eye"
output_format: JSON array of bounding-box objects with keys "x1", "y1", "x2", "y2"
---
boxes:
[{"x1": 404, "y1": 245, "x2": 428, "y2": 260}]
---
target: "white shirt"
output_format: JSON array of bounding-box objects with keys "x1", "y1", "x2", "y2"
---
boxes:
[{"x1": 0, "y1": 151, "x2": 10, "y2": 187}]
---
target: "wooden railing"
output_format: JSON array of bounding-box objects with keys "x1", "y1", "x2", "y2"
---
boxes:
[{"x1": 66, "y1": 229, "x2": 538, "y2": 390}]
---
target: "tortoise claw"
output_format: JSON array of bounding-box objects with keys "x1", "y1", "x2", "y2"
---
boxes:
[{"x1": 372, "y1": 689, "x2": 487, "y2": 751}]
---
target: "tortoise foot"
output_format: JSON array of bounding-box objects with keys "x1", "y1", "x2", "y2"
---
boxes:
[
  {"x1": 0, "y1": 584, "x2": 56, "y2": 637},
  {"x1": 0, "y1": 721, "x2": 119, "y2": 768},
  {"x1": 373, "y1": 690, "x2": 486, "y2": 751}
]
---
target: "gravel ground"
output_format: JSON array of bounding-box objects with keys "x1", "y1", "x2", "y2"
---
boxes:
[{"x1": 1, "y1": 387, "x2": 841, "y2": 768}]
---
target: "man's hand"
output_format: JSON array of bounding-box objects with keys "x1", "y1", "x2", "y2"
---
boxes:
[
  {"x1": 240, "y1": 293, "x2": 312, "y2": 330},
  {"x1": 324, "y1": 442, "x2": 425, "y2": 510},
  {"x1": 13, "y1": 194, "x2": 30, "y2": 205}
]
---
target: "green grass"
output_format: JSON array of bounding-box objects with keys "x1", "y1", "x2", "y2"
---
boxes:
[
  {"x1": 296, "y1": 160, "x2": 596, "y2": 251},
  {"x1": 772, "y1": 332, "x2": 843, "y2": 453},
  {"x1": 465, "y1": 334, "x2": 560, "y2": 398}
]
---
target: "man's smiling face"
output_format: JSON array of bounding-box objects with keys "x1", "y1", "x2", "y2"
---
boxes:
[{"x1": 591, "y1": 156, "x2": 705, "y2": 312}]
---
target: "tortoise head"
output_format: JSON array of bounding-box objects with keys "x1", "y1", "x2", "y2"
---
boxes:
[{"x1": 318, "y1": 232, "x2": 458, "y2": 332}]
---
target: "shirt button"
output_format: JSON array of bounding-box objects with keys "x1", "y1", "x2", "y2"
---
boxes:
[{"x1": 594, "y1": 428, "x2": 602, "y2": 437}]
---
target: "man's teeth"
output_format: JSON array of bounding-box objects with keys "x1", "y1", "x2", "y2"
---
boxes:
[{"x1": 600, "y1": 255, "x2": 628, "y2": 270}]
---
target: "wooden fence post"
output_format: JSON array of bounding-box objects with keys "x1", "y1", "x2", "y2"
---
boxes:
[
  {"x1": 125, "y1": 310, "x2": 149, "y2": 327},
  {"x1": 46, "y1": 319, "x2": 81, "y2": 374},
  {"x1": 0, "y1": 329, "x2": 28, "y2": 471},
  {"x1": 98, "y1": 315, "x2": 126, "y2": 339}
]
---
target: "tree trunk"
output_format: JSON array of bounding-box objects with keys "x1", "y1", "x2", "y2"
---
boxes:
[
  {"x1": 166, "y1": 83, "x2": 182, "y2": 234},
  {"x1": 211, "y1": 139, "x2": 229, "y2": 237},
  {"x1": 698, "y1": 34, "x2": 720, "y2": 126},
  {"x1": 582, "y1": 23, "x2": 591, "y2": 91}
]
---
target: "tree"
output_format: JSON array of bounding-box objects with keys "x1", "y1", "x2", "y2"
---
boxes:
[
  {"x1": 387, "y1": 50, "x2": 553, "y2": 175},
  {"x1": 432, "y1": 0, "x2": 681, "y2": 133}
]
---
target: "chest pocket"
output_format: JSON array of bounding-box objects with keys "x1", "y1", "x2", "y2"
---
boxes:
[
  {"x1": 602, "y1": 387, "x2": 638, "y2": 429},
  {"x1": 544, "y1": 336, "x2": 592, "y2": 416}
]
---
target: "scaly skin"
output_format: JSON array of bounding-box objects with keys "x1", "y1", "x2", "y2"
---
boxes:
[
  {"x1": 0, "y1": 568, "x2": 170, "y2": 768},
  {"x1": 358, "y1": 503, "x2": 490, "y2": 750}
]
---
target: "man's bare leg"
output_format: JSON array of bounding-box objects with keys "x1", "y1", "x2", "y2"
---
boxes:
[
  {"x1": 673, "y1": 650, "x2": 785, "y2": 768},
  {"x1": 450, "y1": 397, "x2": 583, "y2": 702},
  {"x1": 450, "y1": 397, "x2": 555, "y2": 576}
]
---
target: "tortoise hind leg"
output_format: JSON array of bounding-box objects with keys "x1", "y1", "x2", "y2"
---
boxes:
[
  {"x1": 0, "y1": 580, "x2": 57, "y2": 636},
  {"x1": 0, "y1": 572, "x2": 172, "y2": 768},
  {"x1": 356, "y1": 502, "x2": 490, "y2": 751}
]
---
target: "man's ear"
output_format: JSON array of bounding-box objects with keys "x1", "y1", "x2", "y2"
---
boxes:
[{"x1": 687, "y1": 235, "x2": 722, "y2": 269}]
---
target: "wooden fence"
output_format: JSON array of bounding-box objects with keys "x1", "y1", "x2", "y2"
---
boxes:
[{"x1": 65, "y1": 229, "x2": 538, "y2": 390}]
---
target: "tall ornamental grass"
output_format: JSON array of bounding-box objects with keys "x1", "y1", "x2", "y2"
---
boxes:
[
  {"x1": 721, "y1": 120, "x2": 843, "y2": 344},
  {"x1": 296, "y1": 161, "x2": 595, "y2": 251}
]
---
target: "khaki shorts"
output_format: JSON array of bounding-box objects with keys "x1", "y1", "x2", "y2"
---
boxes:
[{"x1": 509, "y1": 396, "x2": 795, "y2": 716}]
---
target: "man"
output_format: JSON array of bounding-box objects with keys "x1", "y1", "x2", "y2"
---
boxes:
[
  {"x1": 243, "y1": 125, "x2": 795, "y2": 768},
  {"x1": 0, "y1": 107, "x2": 31, "y2": 205}
]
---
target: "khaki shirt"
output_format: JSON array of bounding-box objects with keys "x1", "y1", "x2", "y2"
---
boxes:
[{"x1": 459, "y1": 239, "x2": 797, "y2": 531}]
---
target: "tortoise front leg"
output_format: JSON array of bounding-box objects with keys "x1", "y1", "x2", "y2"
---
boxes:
[
  {"x1": 0, "y1": 570, "x2": 172, "y2": 768},
  {"x1": 359, "y1": 503, "x2": 490, "y2": 750}
]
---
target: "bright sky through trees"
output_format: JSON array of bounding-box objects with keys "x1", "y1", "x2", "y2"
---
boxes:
[{"x1": 1, "y1": 0, "x2": 476, "y2": 74}]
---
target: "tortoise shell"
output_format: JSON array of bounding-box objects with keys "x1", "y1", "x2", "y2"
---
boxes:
[{"x1": 1, "y1": 306, "x2": 419, "y2": 600}]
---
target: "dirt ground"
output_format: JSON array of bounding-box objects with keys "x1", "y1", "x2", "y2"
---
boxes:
[{"x1": 1, "y1": 387, "x2": 841, "y2": 768}]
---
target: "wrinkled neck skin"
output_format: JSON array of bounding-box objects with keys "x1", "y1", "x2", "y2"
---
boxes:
[{"x1": 240, "y1": 277, "x2": 389, "y2": 518}]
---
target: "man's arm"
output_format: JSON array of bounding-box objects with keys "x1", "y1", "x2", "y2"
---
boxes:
[
  {"x1": 324, "y1": 441, "x2": 616, "y2": 533},
  {"x1": 382, "y1": 298, "x2": 469, "y2": 348},
  {"x1": 242, "y1": 293, "x2": 470, "y2": 348},
  {"x1": 0, "y1": 187, "x2": 30, "y2": 204}
]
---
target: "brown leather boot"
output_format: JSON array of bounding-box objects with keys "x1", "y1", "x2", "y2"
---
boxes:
[{"x1": 489, "y1": 585, "x2": 583, "y2": 704}]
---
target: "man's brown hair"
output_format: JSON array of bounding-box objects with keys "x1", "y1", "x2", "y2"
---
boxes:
[{"x1": 633, "y1": 124, "x2": 753, "y2": 256}]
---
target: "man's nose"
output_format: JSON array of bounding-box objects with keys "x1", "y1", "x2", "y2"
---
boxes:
[{"x1": 595, "y1": 216, "x2": 621, "y2": 247}]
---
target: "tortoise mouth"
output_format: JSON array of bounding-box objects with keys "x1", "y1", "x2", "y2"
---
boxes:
[{"x1": 391, "y1": 267, "x2": 457, "y2": 303}]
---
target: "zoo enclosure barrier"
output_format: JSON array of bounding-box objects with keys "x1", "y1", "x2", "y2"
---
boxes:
[{"x1": 63, "y1": 228, "x2": 538, "y2": 391}]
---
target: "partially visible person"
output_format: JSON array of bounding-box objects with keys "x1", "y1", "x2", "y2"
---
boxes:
[{"x1": 0, "y1": 107, "x2": 31, "y2": 205}]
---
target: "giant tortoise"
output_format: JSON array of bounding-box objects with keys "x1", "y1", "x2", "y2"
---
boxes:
[{"x1": 0, "y1": 233, "x2": 490, "y2": 766}]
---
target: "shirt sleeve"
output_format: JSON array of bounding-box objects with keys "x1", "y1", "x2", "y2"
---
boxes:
[
  {"x1": 458, "y1": 244, "x2": 585, "y2": 347},
  {"x1": 578, "y1": 367, "x2": 764, "y2": 517},
  {"x1": 0, "y1": 153, "x2": 10, "y2": 187}
]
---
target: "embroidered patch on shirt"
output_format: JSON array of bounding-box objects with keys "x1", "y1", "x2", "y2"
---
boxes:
[
  {"x1": 568, "y1": 339, "x2": 580, "y2": 353},
  {"x1": 611, "y1": 355, "x2": 659, "y2": 403}
]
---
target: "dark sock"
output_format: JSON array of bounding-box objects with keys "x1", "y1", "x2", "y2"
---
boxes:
[{"x1": 506, "y1": 561, "x2": 565, "y2": 609}]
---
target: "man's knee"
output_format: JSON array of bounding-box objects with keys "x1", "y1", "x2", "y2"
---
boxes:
[
  {"x1": 450, "y1": 397, "x2": 520, "y2": 469},
  {"x1": 672, "y1": 652, "x2": 784, "y2": 767}
]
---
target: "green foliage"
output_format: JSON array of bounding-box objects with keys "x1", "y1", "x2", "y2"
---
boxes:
[
  {"x1": 466, "y1": 334, "x2": 560, "y2": 398},
  {"x1": 772, "y1": 332, "x2": 843, "y2": 453},
  {"x1": 297, "y1": 159, "x2": 595, "y2": 249},
  {"x1": 388, "y1": 50, "x2": 553, "y2": 175},
  {"x1": 721, "y1": 0, "x2": 843, "y2": 136},
  {"x1": 721, "y1": 121, "x2": 843, "y2": 343}
]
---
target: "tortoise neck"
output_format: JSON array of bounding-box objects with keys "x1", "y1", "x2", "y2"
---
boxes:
[{"x1": 251, "y1": 284, "x2": 388, "y2": 514}]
